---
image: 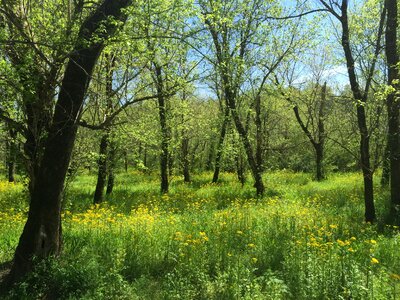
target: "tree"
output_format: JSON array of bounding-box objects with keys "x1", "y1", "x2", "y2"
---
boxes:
[
  {"x1": 292, "y1": 82, "x2": 327, "y2": 181},
  {"x1": 317, "y1": 0, "x2": 386, "y2": 222},
  {"x1": 385, "y1": 0, "x2": 400, "y2": 223},
  {"x1": 198, "y1": 0, "x2": 272, "y2": 195},
  {"x1": 6, "y1": 0, "x2": 133, "y2": 284}
]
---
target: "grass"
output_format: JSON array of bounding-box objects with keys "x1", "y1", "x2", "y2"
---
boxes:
[{"x1": 0, "y1": 171, "x2": 399, "y2": 299}]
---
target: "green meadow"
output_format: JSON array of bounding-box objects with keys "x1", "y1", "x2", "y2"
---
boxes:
[{"x1": 0, "y1": 171, "x2": 399, "y2": 299}]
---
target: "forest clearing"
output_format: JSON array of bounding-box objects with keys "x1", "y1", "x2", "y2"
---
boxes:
[
  {"x1": 1, "y1": 0, "x2": 400, "y2": 299},
  {"x1": 0, "y1": 171, "x2": 399, "y2": 299}
]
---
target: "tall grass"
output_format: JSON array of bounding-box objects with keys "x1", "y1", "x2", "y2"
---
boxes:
[{"x1": 0, "y1": 171, "x2": 399, "y2": 299}]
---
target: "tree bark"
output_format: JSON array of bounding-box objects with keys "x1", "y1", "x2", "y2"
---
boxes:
[
  {"x1": 235, "y1": 147, "x2": 246, "y2": 186},
  {"x1": 229, "y1": 99, "x2": 264, "y2": 196},
  {"x1": 340, "y1": 1, "x2": 375, "y2": 222},
  {"x1": 93, "y1": 134, "x2": 108, "y2": 204},
  {"x1": 385, "y1": 0, "x2": 400, "y2": 222},
  {"x1": 155, "y1": 65, "x2": 169, "y2": 194},
  {"x1": 315, "y1": 143, "x2": 324, "y2": 182},
  {"x1": 7, "y1": 0, "x2": 132, "y2": 284}
]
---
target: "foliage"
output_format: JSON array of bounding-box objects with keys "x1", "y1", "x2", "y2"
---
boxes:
[{"x1": 1, "y1": 171, "x2": 399, "y2": 299}]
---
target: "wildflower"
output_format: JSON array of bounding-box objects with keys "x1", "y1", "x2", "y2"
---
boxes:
[
  {"x1": 236, "y1": 230, "x2": 243, "y2": 235},
  {"x1": 370, "y1": 239, "x2": 377, "y2": 245},
  {"x1": 251, "y1": 257, "x2": 258, "y2": 263},
  {"x1": 337, "y1": 239, "x2": 350, "y2": 247},
  {"x1": 247, "y1": 243, "x2": 256, "y2": 248},
  {"x1": 329, "y1": 224, "x2": 338, "y2": 229},
  {"x1": 199, "y1": 231, "x2": 209, "y2": 242},
  {"x1": 371, "y1": 257, "x2": 379, "y2": 264}
]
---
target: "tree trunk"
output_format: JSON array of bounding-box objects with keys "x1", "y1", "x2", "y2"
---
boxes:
[
  {"x1": 385, "y1": 0, "x2": 400, "y2": 222},
  {"x1": 212, "y1": 105, "x2": 229, "y2": 183},
  {"x1": 255, "y1": 94, "x2": 263, "y2": 173},
  {"x1": 7, "y1": 0, "x2": 132, "y2": 284},
  {"x1": 292, "y1": 82, "x2": 326, "y2": 181},
  {"x1": 106, "y1": 143, "x2": 116, "y2": 195},
  {"x1": 155, "y1": 65, "x2": 169, "y2": 194},
  {"x1": 229, "y1": 99, "x2": 264, "y2": 195},
  {"x1": 93, "y1": 134, "x2": 108, "y2": 204},
  {"x1": 340, "y1": 1, "x2": 375, "y2": 222}
]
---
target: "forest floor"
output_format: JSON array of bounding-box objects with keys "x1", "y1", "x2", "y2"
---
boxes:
[{"x1": 0, "y1": 171, "x2": 399, "y2": 299}]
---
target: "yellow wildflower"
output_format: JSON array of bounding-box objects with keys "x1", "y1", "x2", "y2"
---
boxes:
[{"x1": 371, "y1": 257, "x2": 379, "y2": 264}]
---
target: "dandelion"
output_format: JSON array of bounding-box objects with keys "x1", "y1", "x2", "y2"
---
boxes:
[
  {"x1": 251, "y1": 257, "x2": 258, "y2": 263},
  {"x1": 337, "y1": 239, "x2": 350, "y2": 247},
  {"x1": 247, "y1": 243, "x2": 255, "y2": 248},
  {"x1": 371, "y1": 257, "x2": 379, "y2": 264},
  {"x1": 370, "y1": 239, "x2": 377, "y2": 245}
]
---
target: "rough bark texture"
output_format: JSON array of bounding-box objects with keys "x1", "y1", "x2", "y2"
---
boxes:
[
  {"x1": 385, "y1": 0, "x2": 400, "y2": 223},
  {"x1": 7, "y1": 0, "x2": 132, "y2": 284}
]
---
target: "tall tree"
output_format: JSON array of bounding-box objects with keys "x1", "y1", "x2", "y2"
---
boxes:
[
  {"x1": 292, "y1": 83, "x2": 327, "y2": 181},
  {"x1": 385, "y1": 0, "x2": 400, "y2": 223},
  {"x1": 318, "y1": 0, "x2": 386, "y2": 222},
  {"x1": 7, "y1": 0, "x2": 132, "y2": 284},
  {"x1": 199, "y1": 0, "x2": 271, "y2": 195}
]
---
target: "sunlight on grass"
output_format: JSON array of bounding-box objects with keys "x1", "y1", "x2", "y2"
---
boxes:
[{"x1": 1, "y1": 171, "x2": 399, "y2": 299}]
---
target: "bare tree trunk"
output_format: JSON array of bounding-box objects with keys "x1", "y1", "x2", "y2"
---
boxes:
[
  {"x1": 7, "y1": 0, "x2": 131, "y2": 284},
  {"x1": 315, "y1": 143, "x2": 324, "y2": 181},
  {"x1": 341, "y1": 1, "x2": 376, "y2": 222},
  {"x1": 93, "y1": 134, "x2": 108, "y2": 204},
  {"x1": 385, "y1": 0, "x2": 400, "y2": 223},
  {"x1": 229, "y1": 104, "x2": 264, "y2": 196},
  {"x1": 155, "y1": 65, "x2": 169, "y2": 194}
]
